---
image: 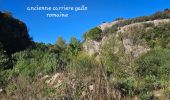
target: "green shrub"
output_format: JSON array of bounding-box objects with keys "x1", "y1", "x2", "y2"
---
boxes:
[
  {"x1": 135, "y1": 48, "x2": 170, "y2": 98},
  {"x1": 142, "y1": 75, "x2": 163, "y2": 91},
  {"x1": 101, "y1": 35, "x2": 128, "y2": 79},
  {"x1": 12, "y1": 57, "x2": 38, "y2": 79},
  {"x1": 0, "y1": 50, "x2": 11, "y2": 69},
  {"x1": 165, "y1": 88, "x2": 170, "y2": 99},
  {"x1": 6, "y1": 82, "x2": 17, "y2": 96},
  {"x1": 0, "y1": 43, "x2": 12, "y2": 69},
  {"x1": 139, "y1": 91, "x2": 156, "y2": 100},
  {"x1": 141, "y1": 23, "x2": 170, "y2": 48},
  {"x1": 103, "y1": 25, "x2": 118, "y2": 35},
  {"x1": 84, "y1": 27, "x2": 102, "y2": 41},
  {"x1": 12, "y1": 50, "x2": 37, "y2": 78},
  {"x1": 11, "y1": 50, "x2": 58, "y2": 79},
  {"x1": 0, "y1": 69, "x2": 11, "y2": 89},
  {"x1": 107, "y1": 9, "x2": 170, "y2": 29},
  {"x1": 44, "y1": 87, "x2": 57, "y2": 97},
  {"x1": 114, "y1": 77, "x2": 136, "y2": 97},
  {"x1": 55, "y1": 37, "x2": 66, "y2": 52},
  {"x1": 135, "y1": 49, "x2": 170, "y2": 79},
  {"x1": 67, "y1": 37, "x2": 82, "y2": 57},
  {"x1": 70, "y1": 52, "x2": 97, "y2": 75},
  {"x1": 34, "y1": 42, "x2": 51, "y2": 52},
  {"x1": 42, "y1": 53, "x2": 58, "y2": 74}
]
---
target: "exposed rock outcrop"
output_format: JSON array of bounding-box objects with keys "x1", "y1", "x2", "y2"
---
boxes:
[{"x1": 83, "y1": 19, "x2": 170, "y2": 58}]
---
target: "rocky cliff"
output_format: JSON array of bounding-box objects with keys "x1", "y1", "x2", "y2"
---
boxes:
[{"x1": 83, "y1": 18, "x2": 170, "y2": 58}]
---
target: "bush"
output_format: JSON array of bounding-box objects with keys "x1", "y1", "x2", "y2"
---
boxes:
[
  {"x1": 5, "y1": 75, "x2": 51, "y2": 99},
  {"x1": 165, "y1": 88, "x2": 170, "y2": 99},
  {"x1": 34, "y1": 42, "x2": 51, "y2": 52},
  {"x1": 0, "y1": 51, "x2": 10, "y2": 69},
  {"x1": 70, "y1": 52, "x2": 97, "y2": 75},
  {"x1": 11, "y1": 50, "x2": 58, "y2": 80},
  {"x1": 42, "y1": 53, "x2": 58, "y2": 74},
  {"x1": 108, "y1": 9, "x2": 170, "y2": 29},
  {"x1": 0, "y1": 43, "x2": 12, "y2": 69},
  {"x1": 115, "y1": 77, "x2": 136, "y2": 97},
  {"x1": 135, "y1": 48, "x2": 170, "y2": 99},
  {"x1": 141, "y1": 23, "x2": 170, "y2": 48},
  {"x1": 84, "y1": 27, "x2": 102, "y2": 41},
  {"x1": 12, "y1": 56, "x2": 39, "y2": 79},
  {"x1": 67, "y1": 37, "x2": 82, "y2": 57},
  {"x1": 135, "y1": 49, "x2": 170, "y2": 79},
  {"x1": 6, "y1": 82, "x2": 17, "y2": 96},
  {"x1": 141, "y1": 75, "x2": 163, "y2": 91},
  {"x1": 104, "y1": 25, "x2": 118, "y2": 35},
  {"x1": 139, "y1": 91, "x2": 156, "y2": 100},
  {"x1": 0, "y1": 69, "x2": 11, "y2": 89}
]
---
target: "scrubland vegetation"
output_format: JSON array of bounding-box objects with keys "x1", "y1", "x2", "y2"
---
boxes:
[{"x1": 0, "y1": 9, "x2": 170, "y2": 100}]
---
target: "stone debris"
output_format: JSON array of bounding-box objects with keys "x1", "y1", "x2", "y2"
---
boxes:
[
  {"x1": 41, "y1": 75, "x2": 50, "y2": 80},
  {"x1": 45, "y1": 73, "x2": 62, "y2": 85}
]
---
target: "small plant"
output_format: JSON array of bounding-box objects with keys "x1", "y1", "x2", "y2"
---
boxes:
[
  {"x1": 139, "y1": 90, "x2": 156, "y2": 100},
  {"x1": 115, "y1": 77, "x2": 136, "y2": 97},
  {"x1": 84, "y1": 27, "x2": 102, "y2": 41},
  {"x1": 0, "y1": 43, "x2": 12, "y2": 69},
  {"x1": 165, "y1": 88, "x2": 170, "y2": 99},
  {"x1": 70, "y1": 52, "x2": 97, "y2": 75},
  {"x1": 42, "y1": 53, "x2": 58, "y2": 74}
]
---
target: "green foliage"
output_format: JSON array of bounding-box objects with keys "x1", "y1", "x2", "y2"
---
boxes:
[
  {"x1": 141, "y1": 23, "x2": 170, "y2": 48},
  {"x1": 11, "y1": 51, "x2": 40, "y2": 79},
  {"x1": 165, "y1": 88, "x2": 170, "y2": 99},
  {"x1": 5, "y1": 75, "x2": 51, "y2": 99},
  {"x1": 0, "y1": 43, "x2": 12, "y2": 69},
  {"x1": 44, "y1": 87, "x2": 57, "y2": 97},
  {"x1": 141, "y1": 75, "x2": 163, "y2": 91},
  {"x1": 0, "y1": 69, "x2": 11, "y2": 89},
  {"x1": 115, "y1": 77, "x2": 136, "y2": 97},
  {"x1": 104, "y1": 25, "x2": 118, "y2": 35},
  {"x1": 1, "y1": 9, "x2": 170, "y2": 99},
  {"x1": 101, "y1": 36, "x2": 119, "y2": 76},
  {"x1": 101, "y1": 35, "x2": 128, "y2": 79},
  {"x1": 101, "y1": 31, "x2": 170, "y2": 99},
  {"x1": 84, "y1": 27, "x2": 102, "y2": 41},
  {"x1": 135, "y1": 49, "x2": 170, "y2": 79},
  {"x1": 34, "y1": 42, "x2": 51, "y2": 51},
  {"x1": 10, "y1": 50, "x2": 58, "y2": 80},
  {"x1": 6, "y1": 82, "x2": 17, "y2": 96},
  {"x1": 135, "y1": 49, "x2": 170, "y2": 99},
  {"x1": 108, "y1": 9, "x2": 170, "y2": 29},
  {"x1": 42, "y1": 53, "x2": 58, "y2": 74},
  {"x1": 67, "y1": 37, "x2": 82, "y2": 57},
  {"x1": 70, "y1": 52, "x2": 97, "y2": 75},
  {"x1": 50, "y1": 37, "x2": 68, "y2": 70},
  {"x1": 55, "y1": 37, "x2": 66, "y2": 51},
  {"x1": 139, "y1": 91, "x2": 156, "y2": 100}
]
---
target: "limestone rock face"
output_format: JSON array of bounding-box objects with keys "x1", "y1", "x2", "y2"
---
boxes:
[
  {"x1": 123, "y1": 38, "x2": 150, "y2": 58},
  {"x1": 83, "y1": 19, "x2": 170, "y2": 58},
  {"x1": 83, "y1": 40, "x2": 100, "y2": 55}
]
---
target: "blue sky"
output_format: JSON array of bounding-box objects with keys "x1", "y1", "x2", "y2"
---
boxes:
[{"x1": 0, "y1": 0, "x2": 170, "y2": 44}]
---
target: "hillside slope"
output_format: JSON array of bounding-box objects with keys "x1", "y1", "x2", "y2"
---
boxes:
[
  {"x1": 0, "y1": 9, "x2": 170, "y2": 100},
  {"x1": 83, "y1": 19, "x2": 170, "y2": 58}
]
